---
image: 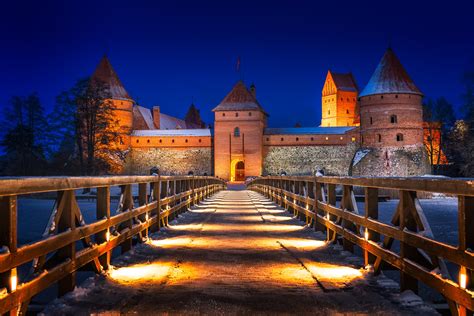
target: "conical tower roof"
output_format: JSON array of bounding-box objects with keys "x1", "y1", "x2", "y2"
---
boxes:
[
  {"x1": 359, "y1": 48, "x2": 422, "y2": 97},
  {"x1": 213, "y1": 81, "x2": 266, "y2": 114},
  {"x1": 91, "y1": 55, "x2": 132, "y2": 100}
]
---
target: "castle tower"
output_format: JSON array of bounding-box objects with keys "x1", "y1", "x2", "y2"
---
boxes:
[
  {"x1": 359, "y1": 48, "x2": 423, "y2": 148},
  {"x1": 320, "y1": 71, "x2": 359, "y2": 127},
  {"x1": 213, "y1": 81, "x2": 268, "y2": 181},
  {"x1": 91, "y1": 56, "x2": 134, "y2": 150},
  {"x1": 353, "y1": 48, "x2": 429, "y2": 177}
]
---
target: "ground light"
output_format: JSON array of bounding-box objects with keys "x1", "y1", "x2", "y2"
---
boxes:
[{"x1": 10, "y1": 268, "x2": 17, "y2": 292}]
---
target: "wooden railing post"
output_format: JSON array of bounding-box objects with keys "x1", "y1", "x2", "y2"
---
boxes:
[
  {"x1": 0, "y1": 195, "x2": 18, "y2": 315},
  {"x1": 364, "y1": 187, "x2": 379, "y2": 266},
  {"x1": 326, "y1": 183, "x2": 336, "y2": 241},
  {"x1": 341, "y1": 185, "x2": 357, "y2": 253},
  {"x1": 119, "y1": 185, "x2": 134, "y2": 254},
  {"x1": 138, "y1": 183, "x2": 148, "y2": 240},
  {"x1": 399, "y1": 190, "x2": 419, "y2": 294},
  {"x1": 57, "y1": 190, "x2": 76, "y2": 297},
  {"x1": 151, "y1": 177, "x2": 161, "y2": 232},
  {"x1": 314, "y1": 178, "x2": 324, "y2": 232},
  {"x1": 458, "y1": 195, "x2": 474, "y2": 315},
  {"x1": 96, "y1": 187, "x2": 111, "y2": 270}
]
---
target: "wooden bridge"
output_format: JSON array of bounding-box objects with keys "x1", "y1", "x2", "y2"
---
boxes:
[{"x1": 0, "y1": 175, "x2": 472, "y2": 315}]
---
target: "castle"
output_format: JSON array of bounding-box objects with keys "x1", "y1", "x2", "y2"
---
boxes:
[{"x1": 92, "y1": 48, "x2": 432, "y2": 180}]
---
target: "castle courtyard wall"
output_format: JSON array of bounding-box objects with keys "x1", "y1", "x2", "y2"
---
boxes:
[
  {"x1": 126, "y1": 147, "x2": 213, "y2": 175},
  {"x1": 262, "y1": 143, "x2": 358, "y2": 176}
]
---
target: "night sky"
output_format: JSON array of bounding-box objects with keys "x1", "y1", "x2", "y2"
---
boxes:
[{"x1": 1, "y1": 0, "x2": 473, "y2": 127}]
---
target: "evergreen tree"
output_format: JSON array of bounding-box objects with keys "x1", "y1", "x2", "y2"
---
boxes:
[{"x1": 0, "y1": 93, "x2": 48, "y2": 175}]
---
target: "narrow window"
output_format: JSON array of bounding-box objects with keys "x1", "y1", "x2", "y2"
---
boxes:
[
  {"x1": 311, "y1": 137, "x2": 314, "y2": 141},
  {"x1": 266, "y1": 137, "x2": 269, "y2": 141},
  {"x1": 234, "y1": 127, "x2": 240, "y2": 137},
  {"x1": 281, "y1": 137, "x2": 284, "y2": 141},
  {"x1": 172, "y1": 139, "x2": 175, "y2": 143},
  {"x1": 199, "y1": 139, "x2": 202, "y2": 143},
  {"x1": 381, "y1": 95, "x2": 384, "y2": 99},
  {"x1": 147, "y1": 139, "x2": 150, "y2": 143},
  {"x1": 249, "y1": 112, "x2": 252, "y2": 116},
  {"x1": 397, "y1": 133, "x2": 404, "y2": 142},
  {"x1": 328, "y1": 110, "x2": 330, "y2": 115},
  {"x1": 390, "y1": 115, "x2": 398, "y2": 124},
  {"x1": 222, "y1": 113, "x2": 225, "y2": 117},
  {"x1": 185, "y1": 139, "x2": 188, "y2": 143},
  {"x1": 377, "y1": 134, "x2": 382, "y2": 142},
  {"x1": 159, "y1": 139, "x2": 162, "y2": 143},
  {"x1": 346, "y1": 109, "x2": 349, "y2": 114},
  {"x1": 370, "y1": 117, "x2": 373, "y2": 124},
  {"x1": 136, "y1": 139, "x2": 139, "y2": 143},
  {"x1": 296, "y1": 137, "x2": 299, "y2": 141},
  {"x1": 235, "y1": 112, "x2": 239, "y2": 117}
]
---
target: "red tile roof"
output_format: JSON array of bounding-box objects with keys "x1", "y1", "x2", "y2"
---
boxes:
[{"x1": 91, "y1": 56, "x2": 132, "y2": 100}]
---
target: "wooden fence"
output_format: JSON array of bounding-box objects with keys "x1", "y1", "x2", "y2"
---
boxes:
[
  {"x1": 0, "y1": 175, "x2": 225, "y2": 315},
  {"x1": 248, "y1": 176, "x2": 474, "y2": 315}
]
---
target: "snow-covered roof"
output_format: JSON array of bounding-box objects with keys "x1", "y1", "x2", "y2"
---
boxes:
[
  {"x1": 135, "y1": 105, "x2": 155, "y2": 129},
  {"x1": 213, "y1": 81, "x2": 267, "y2": 114},
  {"x1": 264, "y1": 127, "x2": 356, "y2": 135},
  {"x1": 91, "y1": 56, "x2": 132, "y2": 101},
  {"x1": 132, "y1": 129, "x2": 211, "y2": 137},
  {"x1": 359, "y1": 48, "x2": 422, "y2": 98},
  {"x1": 330, "y1": 72, "x2": 358, "y2": 92}
]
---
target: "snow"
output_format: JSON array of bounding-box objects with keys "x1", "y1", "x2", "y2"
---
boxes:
[
  {"x1": 396, "y1": 290, "x2": 424, "y2": 307},
  {"x1": 352, "y1": 149, "x2": 370, "y2": 166},
  {"x1": 135, "y1": 106, "x2": 155, "y2": 129},
  {"x1": 132, "y1": 129, "x2": 211, "y2": 137}
]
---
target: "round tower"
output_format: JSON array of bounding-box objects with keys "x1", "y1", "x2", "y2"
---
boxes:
[
  {"x1": 359, "y1": 48, "x2": 423, "y2": 148},
  {"x1": 92, "y1": 56, "x2": 134, "y2": 150}
]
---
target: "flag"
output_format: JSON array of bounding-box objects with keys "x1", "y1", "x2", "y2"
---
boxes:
[{"x1": 236, "y1": 56, "x2": 241, "y2": 72}]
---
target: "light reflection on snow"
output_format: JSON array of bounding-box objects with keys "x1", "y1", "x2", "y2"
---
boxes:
[{"x1": 108, "y1": 263, "x2": 170, "y2": 283}]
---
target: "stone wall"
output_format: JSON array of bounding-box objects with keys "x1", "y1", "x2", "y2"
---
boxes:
[
  {"x1": 126, "y1": 147, "x2": 213, "y2": 175},
  {"x1": 351, "y1": 145, "x2": 430, "y2": 177},
  {"x1": 262, "y1": 144, "x2": 357, "y2": 176}
]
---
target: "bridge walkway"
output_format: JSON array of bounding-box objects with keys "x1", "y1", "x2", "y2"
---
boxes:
[{"x1": 43, "y1": 190, "x2": 436, "y2": 315}]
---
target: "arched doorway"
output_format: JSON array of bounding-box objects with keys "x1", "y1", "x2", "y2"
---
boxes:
[{"x1": 233, "y1": 161, "x2": 245, "y2": 181}]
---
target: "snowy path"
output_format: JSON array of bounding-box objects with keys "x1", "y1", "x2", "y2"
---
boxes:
[{"x1": 42, "y1": 190, "x2": 438, "y2": 315}]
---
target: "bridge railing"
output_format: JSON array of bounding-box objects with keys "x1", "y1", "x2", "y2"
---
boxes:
[
  {"x1": 247, "y1": 176, "x2": 474, "y2": 315},
  {"x1": 0, "y1": 175, "x2": 226, "y2": 315}
]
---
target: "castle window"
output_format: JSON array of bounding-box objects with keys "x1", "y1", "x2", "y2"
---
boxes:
[
  {"x1": 147, "y1": 139, "x2": 150, "y2": 143},
  {"x1": 346, "y1": 109, "x2": 349, "y2": 114},
  {"x1": 377, "y1": 134, "x2": 382, "y2": 142},
  {"x1": 249, "y1": 112, "x2": 252, "y2": 116},
  {"x1": 381, "y1": 95, "x2": 384, "y2": 99},
  {"x1": 235, "y1": 112, "x2": 239, "y2": 117},
  {"x1": 325, "y1": 137, "x2": 329, "y2": 140},
  {"x1": 311, "y1": 137, "x2": 314, "y2": 141},
  {"x1": 370, "y1": 117, "x2": 373, "y2": 124},
  {"x1": 351, "y1": 137, "x2": 356, "y2": 142},
  {"x1": 185, "y1": 139, "x2": 188, "y2": 143},
  {"x1": 390, "y1": 115, "x2": 398, "y2": 124},
  {"x1": 136, "y1": 139, "x2": 139, "y2": 143},
  {"x1": 199, "y1": 139, "x2": 202, "y2": 143},
  {"x1": 266, "y1": 137, "x2": 269, "y2": 141},
  {"x1": 222, "y1": 113, "x2": 225, "y2": 117},
  {"x1": 328, "y1": 110, "x2": 330, "y2": 115},
  {"x1": 395, "y1": 95, "x2": 399, "y2": 98},
  {"x1": 396, "y1": 133, "x2": 404, "y2": 142},
  {"x1": 234, "y1": 127, "x2": 240, "y2": 137},
  {"x1": 121, "y1": 102, "x2": 123, "y2": 105},
  {"x1": 281, "y1": 137, "x2": 284, "y2": 141},
  {"x1": 347, "y1": 98, "x2": 349, "y2": 102},
  {"x1": 172, "y1": 139, "x2": 175, "y2": 143},
  {"x1": 296, "y1": 137, "x2": 299, "y2": 141},
  {"x1": 341, "y1": 98, "x2": 343, "y2": 101},
  {"x1": 159, "y1": 139, "x2": 162, "y2": 143}
]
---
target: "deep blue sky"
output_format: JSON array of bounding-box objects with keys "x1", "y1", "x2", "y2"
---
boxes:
[{"x1": 1, "y1": 0, "x2": 473, "y2": 127}]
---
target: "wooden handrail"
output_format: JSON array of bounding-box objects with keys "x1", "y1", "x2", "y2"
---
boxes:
[
  {"x1": 247, "y1": 176, "x2": 474, "y2": 315},
  {"x1": 0, "y1": 175, "x2": 226, "y2": 315}
]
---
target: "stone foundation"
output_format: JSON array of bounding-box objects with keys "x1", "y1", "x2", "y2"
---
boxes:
[{"x1": 126, "y1": 148, "x2": 213, "y2": 175}]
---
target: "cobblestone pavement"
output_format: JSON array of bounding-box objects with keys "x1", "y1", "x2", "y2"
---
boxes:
[{"x1": 42, "y1": 190, "x2": 438, "y2": 315}]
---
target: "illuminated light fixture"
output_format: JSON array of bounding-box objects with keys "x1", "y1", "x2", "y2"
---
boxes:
[
  {"x1": 106, "y1": 229, "x2": 110, "y2": 242},
  {"x1": 460, "y1": 267, "x2": 467, "y2": 289},
  {"x1": 325, "y1": 137, "x2": 329, "y2": 141},
  {"x1": 326, "y1": 213, "x2": 330, "y2": 221},
  {"x1": 145, "y1": 212, "x2": 149, "y2": 221},
  {"x1": 364, "y1": 228, "x2": 369, "y2": 241},
  {"x1": 10, "y1": 268, "x2": 17, "y2": 292}
]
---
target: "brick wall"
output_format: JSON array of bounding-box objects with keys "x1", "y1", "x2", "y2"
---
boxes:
[
  {"x1": 126, "y1": 147, "x2": 213, "y2": 175},
  {"x1": 262, "y1": 143, "x2": 358, "y2": 176}
]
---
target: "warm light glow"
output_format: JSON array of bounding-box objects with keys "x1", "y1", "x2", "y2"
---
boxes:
[
  {"x1": 307, "y1": 263, "x2": 363, "y2": 282},
  {"x1": 148, "y1": 237, "x2": 193, "y2": 248},
  {"x1": 326, "y1": 213, "x2": 330, "y2": 220},
  {"x1": 106, "y1": 229, "x2": 110, "y2": 242},
  {"x1": 145, "y1": 212, "x2": 149, "y2": 221},
  {"x1": 109, "y1": 263, "x2": 170, "y2": 283},
  {"x1": 364, "y1": 228, "x2": 369, "y2": 241},
  {"x1": 460, "y1": 267, "x2": 467, "y2": 289},
  {"x1": 282, "y1": 239, "x2": 326, "y2": 249},
  {"x1": 10, "y1": 268, "x2": 17, "y2": 292}
]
